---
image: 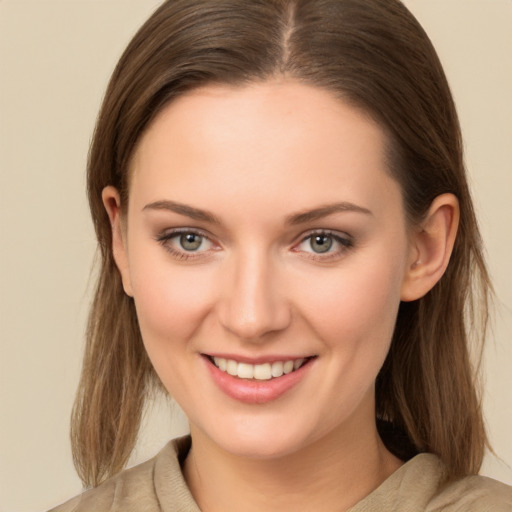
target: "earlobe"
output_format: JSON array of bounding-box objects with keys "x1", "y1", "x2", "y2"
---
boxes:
[
  {"x1": 400, "y1": 193, "x2": 460, "y2": 302},
  {"x1": 102, "y1": 186, "x2": 133, "y2": 297}
]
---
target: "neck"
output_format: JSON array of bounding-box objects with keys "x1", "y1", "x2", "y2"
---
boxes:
[{"x1": 183, "y1": 417, "x2": 402, "y2": 512}]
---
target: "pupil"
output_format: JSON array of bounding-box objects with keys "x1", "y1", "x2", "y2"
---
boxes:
[
  {"x1": 311, "y1": 235, "x2": 332, "y2": 253},
  {"x1": 180, "y1": 233, "x2": 202, "y2": 251}
]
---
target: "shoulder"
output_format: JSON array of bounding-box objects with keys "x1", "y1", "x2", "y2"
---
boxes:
[
  {"x1": 349, "y1": 453, "x2": 511, "y2": 512},
  {"x1": 406, "y1": 455, "x2": 512, "y2": 512},
  {"x1": 48, "y1": 436, "x2": 197, "y2": 512},
  {"x1": 48, "y1": 455, "x2": 159, "y2": 512},
  {"x1": 427, "y1": 472, "x2": 512, "y2": 512}
]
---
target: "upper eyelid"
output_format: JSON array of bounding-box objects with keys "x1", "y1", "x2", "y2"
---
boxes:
[
  {"x1": 156, "y1": 229, "x2": 217, "y2": 260},
  {"x1": 155, "y1": 227, "x2": 352, "y2": 248},
  {"x1": 296, "y1": 228, "x2": 352, "y2": 243},
  {"x1": 155, "y1": 228, "x2": 217, "y2": 254},
  {"x1": 157, "y1": 226, "x2": 214, "y2": 240},
  {"x1": 293, "y1": 229, "x2": 353, "y2": 254}
]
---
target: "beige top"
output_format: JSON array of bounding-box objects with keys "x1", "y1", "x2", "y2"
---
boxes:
[{"x1": 50, "y1": 436, "x2": 511, "y2": 512}]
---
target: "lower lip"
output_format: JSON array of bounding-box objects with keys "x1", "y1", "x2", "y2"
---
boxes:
[{"x1": 203, "y1": 356, "x2": 314, "y2": 404}]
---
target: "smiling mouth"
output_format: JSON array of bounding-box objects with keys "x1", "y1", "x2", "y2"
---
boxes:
[{"x1": 206, "y1": 356, "x2": 313, "y2": 381}]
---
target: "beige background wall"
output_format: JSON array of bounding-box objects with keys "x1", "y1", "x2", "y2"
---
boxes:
[{"x1": 0, "y1": 1, "x2": 510, "y2": 510}]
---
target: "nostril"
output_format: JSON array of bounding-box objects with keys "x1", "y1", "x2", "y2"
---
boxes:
[{"x1": 217, "y1": 298, "x2": 292, "y2": 341}]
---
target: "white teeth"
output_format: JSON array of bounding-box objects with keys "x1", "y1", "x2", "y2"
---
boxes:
[
  {"x1": 271, "y1": 361, "x2": 284, "y2": 377},
  {"x1": 237, "y1": 363, "x2": 254, "y2": 379},
  {"x1": 253, "y1": 363, "x2": 272, "y2": 380},
  {"x1": 294, "y1": 358, "x2": 305, "y2": 370},
  {"x1": 213, "y1": 357, "x2": 227, "y2": 371},
  {"x1": 211, "y1": 357, "x2": 307, "y2": 380},
  {"x1": 226, "y1": 359, "x2": 238, "y2": 376},
  {"x1": 283, "y1": 360, "x2": 294, "y2": 374}
]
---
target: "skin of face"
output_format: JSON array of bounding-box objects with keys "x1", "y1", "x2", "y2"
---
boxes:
[{"x1": 103, "y1": 80, "x2": 458, "y2": 470}]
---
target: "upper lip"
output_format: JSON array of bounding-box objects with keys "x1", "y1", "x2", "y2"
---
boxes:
[{"x1": 202, "y1": 353, "x2": 315, "y2": 365}]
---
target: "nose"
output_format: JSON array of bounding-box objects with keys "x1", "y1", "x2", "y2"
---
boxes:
[{"x1": 216, "y1": 249, "x2": 292, "y2": 342}]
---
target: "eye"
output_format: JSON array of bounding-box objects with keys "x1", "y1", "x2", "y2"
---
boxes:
[
  {"x1": 178, "y1": 232, "x2": 207, "y2": 251},
  {"x1": 308, "y1": 234, "x2": 334, "y2": 253},
  {"x1": 156, "y1": 229, "x2": 216, "y2": 260},
  {"x1": 295, "y1": 230, "x2": 353, "y2": 258}
]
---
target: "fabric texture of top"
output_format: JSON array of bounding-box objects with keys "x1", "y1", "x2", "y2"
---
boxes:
[{"x1": 49, "y1": 435, "x2": 512, "y2": 512}]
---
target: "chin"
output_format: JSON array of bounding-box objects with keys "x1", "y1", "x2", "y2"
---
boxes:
[{"x1": 193, "y1": 413, "x2": 325, "y2": 461}]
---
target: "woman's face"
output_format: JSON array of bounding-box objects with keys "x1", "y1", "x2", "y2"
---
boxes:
[{"x1": 111, "y1": 81, "x2": 416, "y2": 459}]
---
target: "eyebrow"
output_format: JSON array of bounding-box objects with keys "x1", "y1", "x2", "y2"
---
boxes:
[
  {"x1": 285, "y1": 202, "x2": 373, "y2": 225},
  {"x1": 142, "y1": 200, "x2": 221, "y2": 224},
  {"x1": 142, "y1": 200, "x2": 372, "y2": 225}
]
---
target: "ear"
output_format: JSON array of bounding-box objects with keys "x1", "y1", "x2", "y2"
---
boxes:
[
  {"x1": 400, "y1": 193, "x2": 460, "y2": 302},
  {"x1": 102, "y1": 186, "x2": 133, "y2": 297}
]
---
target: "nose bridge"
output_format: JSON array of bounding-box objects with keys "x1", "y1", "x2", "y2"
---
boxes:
[{"x1": 218, "y1": 245, "x2": 290, "y2": 340}]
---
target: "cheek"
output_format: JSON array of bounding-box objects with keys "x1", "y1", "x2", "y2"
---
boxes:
[
  {"x1": 128, "y1": 253, "x2": 217, "y2": 399},
  {"x1": 295, "y1": 250, "x2": 406, "y2": 354},
  {"x1": 292, "y1": 252, "x2": 406, "y2": 425},
  {"x1": 128, "y1": 247, "x2": 215, "y2": 344}
]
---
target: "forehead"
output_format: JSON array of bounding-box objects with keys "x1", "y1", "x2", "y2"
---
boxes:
[{"x1": 129, "y1": 80, "x2": 402, "y2": 220}]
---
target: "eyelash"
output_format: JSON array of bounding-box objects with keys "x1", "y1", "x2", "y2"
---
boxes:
[
  {"x1": 155, "y1": 228, "x2": 354, "y2": 262},
  {"x1": 294, "y1": 230, "x2": 354, "y2": 261},
  {"x1": 155, "y1": 228, "x2": 216, "y2": 261}
]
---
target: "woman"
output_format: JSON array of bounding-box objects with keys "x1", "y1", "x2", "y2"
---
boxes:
[{"x1": 50, "y1": 0, "x2": 511, "y2": 510}]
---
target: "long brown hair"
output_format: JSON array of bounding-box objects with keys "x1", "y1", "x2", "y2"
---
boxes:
[{"x1": 72, "y1": 0, "x2": 490, "y2": 487}]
